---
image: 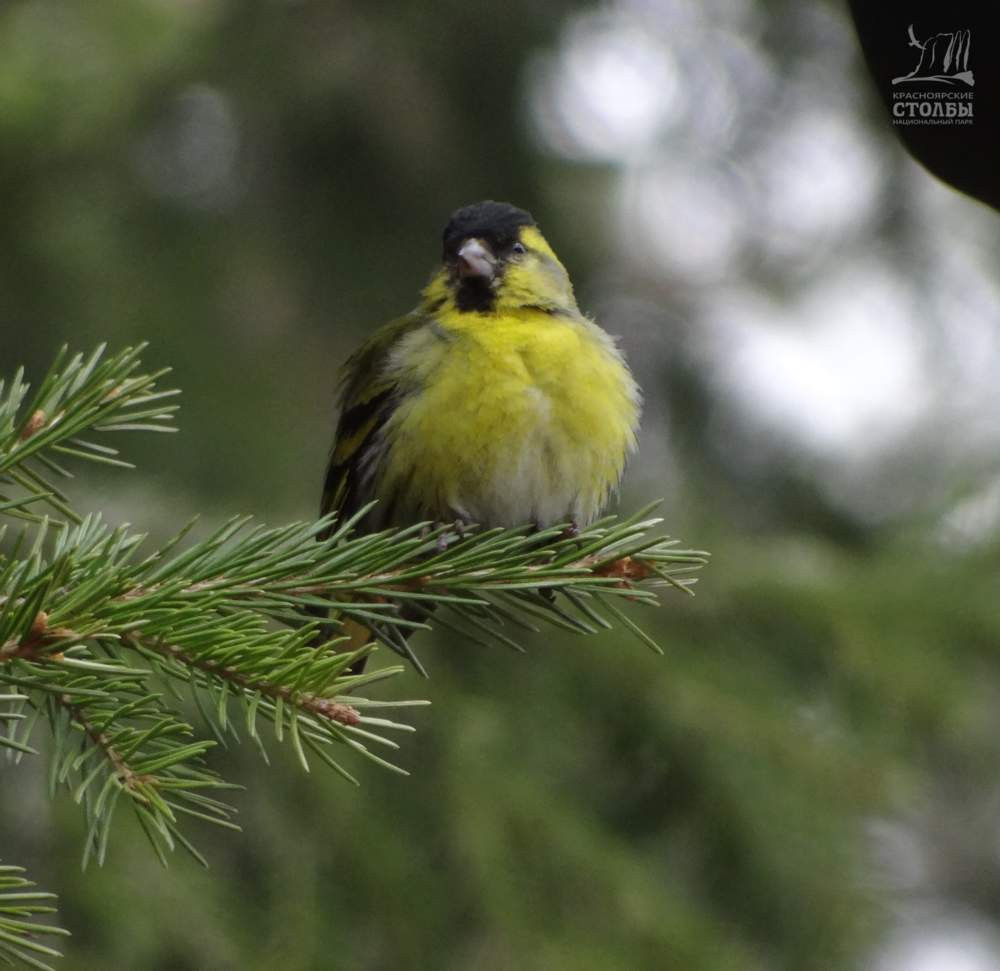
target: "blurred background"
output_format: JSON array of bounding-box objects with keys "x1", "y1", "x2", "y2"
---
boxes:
[{"x1": 2, "y1": 0, "x2": 1000, "y2": 968}]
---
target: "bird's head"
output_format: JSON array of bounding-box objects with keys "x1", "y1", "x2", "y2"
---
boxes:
[{"x1": 422, "y1": 201, "x2": 577, "y2": 316}]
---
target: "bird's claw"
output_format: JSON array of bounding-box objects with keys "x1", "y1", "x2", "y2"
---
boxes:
[{"x1": 436, "y1": 519, "x2": 469, "y2": 552}]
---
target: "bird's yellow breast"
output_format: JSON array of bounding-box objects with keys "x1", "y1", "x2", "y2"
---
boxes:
[{"x1": 377, "y1": 308, "x2": 639, "y2": 527}]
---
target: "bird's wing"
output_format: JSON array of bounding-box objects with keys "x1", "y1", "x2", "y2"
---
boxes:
[{"x1": 321, "y1": 312, "x2": 426, "y2": 530}]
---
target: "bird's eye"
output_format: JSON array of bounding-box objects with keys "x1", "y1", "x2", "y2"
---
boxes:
[{"x1": 510, "y1": 242, "x2": 526, "y2": 256}]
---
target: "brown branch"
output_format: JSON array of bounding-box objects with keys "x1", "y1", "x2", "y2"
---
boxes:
[
  {"x1": 132, "y1": 634, "x2": 360, "y2": 728},
  {"x1": 57, "y1": 694, "x2": 144, "y2": 794},
  {"x1": 591, "y1": 555, "x2": 654, "y2": 583},
  {"x1": 1, "y1": 550, "x2": 661, "y2": 667},
  {"x1": 19, "y1": 409, "x2": 46, "y2": 441},
  {"x1": 267, "y1": 552, "x2": 654, "y2": 599},
  {"x1": 113, "y1": 542, "x2": 662, "y2": 605},
  {"x1": 0, "y1": 611, "x2": 75, "y2": 663},
  {"x1": 2, "y1": 612, "x2": 359, "y2": 727}
]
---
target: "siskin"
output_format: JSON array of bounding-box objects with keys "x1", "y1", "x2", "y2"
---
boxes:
[
  {"x1": 320, "y1": 201, "x2": 641, "y2": 665},
  {"x1": 323, "y1": 200, "x2": 640, "y2": 533}
]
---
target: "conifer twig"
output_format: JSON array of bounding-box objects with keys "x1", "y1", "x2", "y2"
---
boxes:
[
  {"x1": 0, "y1": 344, "x2": 709, "y2": 968},
  {"x1": 0, "y1": 862, "x2": 69, "y2": 971}
]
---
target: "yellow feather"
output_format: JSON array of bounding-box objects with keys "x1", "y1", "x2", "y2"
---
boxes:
[
  {"x1": 326, "y1": 216, "x2": 640, "y2": 530},
  {"x1": 377, "y1": 304, "x2": 638, "y2": 527}
]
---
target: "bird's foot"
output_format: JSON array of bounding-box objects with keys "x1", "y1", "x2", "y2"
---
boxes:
[{"x1": 436, "y1": 518, "x2": 469, "y2": 552}]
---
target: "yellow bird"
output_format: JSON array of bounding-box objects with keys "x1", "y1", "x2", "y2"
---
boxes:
[{"x1": 320, "y1": 201, "x2": 640, "y2": 663}]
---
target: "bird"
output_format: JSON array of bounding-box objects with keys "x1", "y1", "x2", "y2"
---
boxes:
[{"x1": 319, "y1": 200, "x2": 640, "y2": 669}]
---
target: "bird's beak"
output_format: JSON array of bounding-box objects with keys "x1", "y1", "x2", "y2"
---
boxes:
[{"x1": 457, "y1": 238, "x2": 497, "y2": 282}]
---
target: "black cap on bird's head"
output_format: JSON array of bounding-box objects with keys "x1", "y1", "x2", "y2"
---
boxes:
[
  {"x1": 441, "y1": 201, "x2": 536, "y2": 310},
  {"x1": 442, "y1": 201, "x2": 535, "y2": 261},
  {"x1": 428, "y1": 200, "x2": 574, "y2": 314}
]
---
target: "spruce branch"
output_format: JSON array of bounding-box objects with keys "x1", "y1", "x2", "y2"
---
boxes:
[
  {"x1": 0, "y1": 343, "x2": 178, "y2": 525},
  {"x1": 0, "y1": 863, "x2": 69, "y2": 971},
  {"x1": 0, "y1": 344, "x2": 709, "y2": 967}
]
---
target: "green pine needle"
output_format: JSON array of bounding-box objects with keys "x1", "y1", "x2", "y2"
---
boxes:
[{"x1": 0, "y1": 343, "x2": 710, "y2": 965}]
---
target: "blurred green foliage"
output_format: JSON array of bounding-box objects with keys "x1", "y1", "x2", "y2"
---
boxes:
[{"x1": 2, "y1": 0, "x2": 1000, "y2": 968}]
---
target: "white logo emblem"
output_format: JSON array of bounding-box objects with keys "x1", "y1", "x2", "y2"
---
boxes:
[{"x1": 893, "y1": 25, "x2": 973, "y2": 86}]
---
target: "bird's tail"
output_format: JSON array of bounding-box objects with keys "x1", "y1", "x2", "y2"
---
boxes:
[
  {"x1": 307, "y1": 602, "x2": 373, "y2": 675},
  {"x1": 308, "y1": 602, "x2": 432, "y2": 677}
]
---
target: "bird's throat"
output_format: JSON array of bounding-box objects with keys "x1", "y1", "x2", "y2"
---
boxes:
[{"x1": 454, "y1": 277, "x2": 496, "y2": 313}]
